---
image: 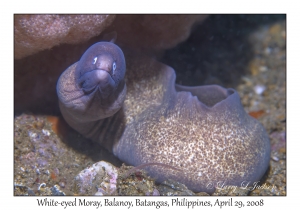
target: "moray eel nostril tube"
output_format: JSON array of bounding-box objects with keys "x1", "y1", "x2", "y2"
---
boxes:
[{"x1": 57, "y1": 42, "x2": 270, "y2": 194}]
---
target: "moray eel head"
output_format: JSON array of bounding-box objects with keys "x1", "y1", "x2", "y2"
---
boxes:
[
  {"x1": 57, "y1": 41, "x2": 126, "y2": 125},
  {"x1": 76, "y1": 42, "x2": 125, "y2": 99}
]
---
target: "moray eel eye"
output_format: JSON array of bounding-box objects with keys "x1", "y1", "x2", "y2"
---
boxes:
[
  {"x1": 113, "y1": 62, "x2": 116, "y2": 73},
  {"x1": 93, "y1": 57, "x2": 97, "y2": 65}
]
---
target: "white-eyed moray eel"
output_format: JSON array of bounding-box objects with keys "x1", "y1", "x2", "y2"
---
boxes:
[{"x1": 57, "y1": 41, "x2": 270, "y2": 194}]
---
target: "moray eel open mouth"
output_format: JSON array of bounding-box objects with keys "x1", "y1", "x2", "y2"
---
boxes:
[{"x1": 78, "y1": 69, "x2": 116, "y2": 98}]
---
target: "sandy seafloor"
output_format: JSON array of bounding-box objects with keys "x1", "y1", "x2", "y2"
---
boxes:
[{"x1": 14, "y1": 15, "x2": 286, "y2": 196}]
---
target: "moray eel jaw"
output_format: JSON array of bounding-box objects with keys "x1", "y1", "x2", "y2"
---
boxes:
[{"x1": 78, "y1": 69, "x2": 116, "y2": 98}]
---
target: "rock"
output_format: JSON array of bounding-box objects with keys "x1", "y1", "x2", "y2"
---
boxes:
[
  {"x1": 50, "y1": 185, "x2": 66, "y2": 196},
  {"x1": 157, "y1": 180, "x2": 195, "y2": 196},
  {"x1": 74, "y1": 161, "x2": 118, "y2": 195},
  {"x1": 14, "y1": 183, "x2": 35, "y2": 196},
  {"x1": 212, "y1": 186, "x2": 250, "y2": 196},
  {"x1": 117, "y1": 164, "x2": 157, "y2": 196}
]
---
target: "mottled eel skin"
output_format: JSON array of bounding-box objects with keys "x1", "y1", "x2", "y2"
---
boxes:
[{"x1": 57, "y1": 42, "x2": 270, "y2": 194}]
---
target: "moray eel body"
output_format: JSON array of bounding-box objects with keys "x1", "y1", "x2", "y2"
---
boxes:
[{"x1": 57, "y1": 42, "x2": 270, "y2": 194}]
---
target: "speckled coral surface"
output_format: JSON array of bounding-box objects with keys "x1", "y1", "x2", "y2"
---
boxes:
[
  {"x1": 14, "y1": 14, "x2": 206, "y2": 59},
  {"x1": 14, "y1": 15, "x2": 286, "y2": 195},
  {"x1": 14, "y1": 15, "x2": 116, "y2": 59}
]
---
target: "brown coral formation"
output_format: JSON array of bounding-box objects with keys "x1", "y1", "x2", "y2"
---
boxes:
[
  {"x1": 14, "y1": 15, "x2": 206, "y2": 59},
  {"x1": 14, "y1": 15, "x2": 207, "y2": 114},
  {"x1": 14, "y1": 15, "x2": 116, "y2": 59},
  {"x1": 113, "y1": 15, "x2": 207, "y2": 52}
]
